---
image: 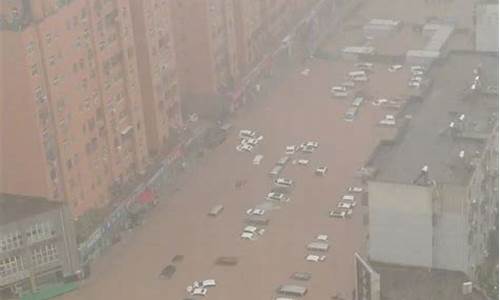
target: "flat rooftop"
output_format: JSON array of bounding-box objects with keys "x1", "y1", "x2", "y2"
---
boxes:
[
  {"x1": 372, "y1": 262, "x2": 488, "y2": 300},
  {"x1": 0, "y1": 193, "x2": 62, "y2": 225},
  {"x1": 370, "y1": 53, "x2": 498, "y2": 185}
]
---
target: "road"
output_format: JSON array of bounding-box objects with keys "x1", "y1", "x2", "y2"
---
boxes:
[{"x1": 60, "y1": 0, "x2": 477, "y2": 299}]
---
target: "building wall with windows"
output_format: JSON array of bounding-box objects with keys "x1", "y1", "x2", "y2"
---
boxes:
[
  {"x1": 0, "y1": 194, "x2": 79, "y2": 296},
  {"x1": 129, "y1": 0, "x2": 182, "y2": 157},
  {"x1": 1, "y1": 0, "x2": 151, "y2": 216}
]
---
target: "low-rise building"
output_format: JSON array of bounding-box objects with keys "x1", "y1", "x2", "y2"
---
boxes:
[
  {"x1": 366, "y1": 53, "x2": 498, "y2": 280},
  {"x1": 0, "y1": 194, "x2": 79, "y2": 298}
]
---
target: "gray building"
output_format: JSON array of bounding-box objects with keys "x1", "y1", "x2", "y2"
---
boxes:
[
  {"x1": 366, "y1": 53, "x2": 498, "y2": 280},
  {"x1": 474, "y1": 2, "x2": 499, "y2": 52},
  {"x1": 0, "y1": 194, "x2": 80, "y2": 298}
]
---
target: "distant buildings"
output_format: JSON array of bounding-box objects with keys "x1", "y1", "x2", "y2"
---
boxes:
[
  {"x1": 474, "y1": 2, "x2": 499, "y2": 53},
  {"x1": 0, "y1": 193, "x2": 79, "y2": 298},
  {"x1": 366, "y1": 54, "x2": 498, "y2": 280}
]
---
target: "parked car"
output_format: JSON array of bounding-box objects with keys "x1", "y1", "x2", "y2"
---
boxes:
[
  {"x1": 202, "y1": 279, "x2": 216, "y2": 288},
  {"x1": 388, "y1": 64, "x2": 403, "y2": 72},
  {"x1": 305, "y1": 254, "x2": 326, "y2": 262},
  {"x1": 236, "y1": 143, "x2": 253, "y2": 152},
  {"x1": 296, "y1": 159, "x2": 310, "y2": 166},
  {"x1": 315, "y1": 166, "x2": 328, "y2": 176},
  {"x1": 338, "y1": 201, "x2": 354, "y2": 209},
  {"x1": 355, "y1": 62, "x2": 374, "y2": 72},
  {"x1": 266, "y1": 192, "x2": 289, "y2": 202},
  {"x1": 285, "y1": 145, "x2": 297, "y2": 155},
  {"x1": 239, "y1": 130, "x2": 256, "y2": 139},
  {"x1": 341, "y1": 194, "x2": 357, "y2": 207},
  {"x1": 274, "y1": 178, "x2": 293, "y2": 187},
  {"x1": 246, "y1": 208, "x2": 265, "y2": 216},
  {"x1": 331, "y1": 86, "x2": 348, "y2": 93},
  {"x1": 347, "y1": 186, "x2": 363, "y2": 193},
  {"x1": 253, "y1": 154, "x2": 264, "y2": 165},
  {"x1": 329, "y1": 208, "x2": 352, "y2": 218},
  {"x1": 277, "y1": 156, "x2": 290, "y2": 166},
  {"x1": 342, "y1": 81, "x2": 356, "y2": 88}
]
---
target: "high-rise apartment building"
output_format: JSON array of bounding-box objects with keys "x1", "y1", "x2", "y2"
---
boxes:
[
  {"x1": 1, "y1": 0, "x2": 150, "y2": 216},
  {"x1": 170, "y1": 0, "x2": 239, "y2": 115},
  {"x1": 129, "y1": 0, "x2": 182, "y2": 157}
]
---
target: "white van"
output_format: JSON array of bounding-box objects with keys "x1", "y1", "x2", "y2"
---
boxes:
[
  {"x1": 277, "y1": 285, "x2": 308, "y2": 297},
  {"x1": 208, "y1": 204, "x2": 224, "y2": 217},
  {"x1": 307, "y1": 242, "x2": 330, "y2": 252}
]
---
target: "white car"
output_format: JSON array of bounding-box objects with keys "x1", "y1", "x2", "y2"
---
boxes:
[
  {"x1": 412, "y1": 70, "x2": 424, "y2": 76},
  {"x1": 338, "y1": 201, "x2": 354, "y2": 209},
  {"x1": 241, "y1": 232, "x2": 255, "y2": 240},
  {"x1": 342, "y1": 81, "x2": 356, "y2": 88},
  {"x1": 411, "y1": 65, "x2": 425, "y2": 73},
  {"x1": 236, "y1": 144, "x2": 253, "y2": 152},
  {"x1": 329, "y1": 208, "x2": 352, "y2": 218},
  {"x1": 353, "y1": 75, "x2": 369, "y2": 82},
  {"x1": 202, "y1": 279, "x2": 216, "y2": 288},
  {"x1": 315, "y1": 166, "x2": 328, "y2": 176},
  {"x1": 355, "y1": 62, "x2": 374, "y2": 71},
  {"x1": 266, "y1": 192, "x2": 289, "y2": 202},
  {"x1": 305, "y1": 141, "x2": 319, "y2": 148},
  {"x1": 342, "y1": 194, "x2": 357, "y2": 207},
  {"x1": 285, "y1": 145, "x2": 297, "y2": 155},
  {"x1": 192, "y1": 288, "x2": 208, "y2": 296},
  {"x1": 372, "y1": 98, "x2": 388, "y2": 106},
  {"x1": 388, "y1": 64, "x2": 403, "y2": 72},
  {"x1": 332, "y1": 91, "x2": 349, "y2": 98},
  {"x1": 243, "y1": 138, "x2": 259, "y2": 146},
  {"x1": 243, "y1": 225, "x2": 265, "y2": 235},
  {"x1": 347, "y1": 186, "x2": 363, "y2": 193},
  {"x1": 297, "y1": 159, "x2": 310, "y2": 166},
  {"x1": 411, "y1": 76, "x2": 423, "y2": 82},
  {"x1": 316, "y1": 234, "x2": 328, "y2": 241},
  {"x1": 246, "y1": 208, "x2": 265, "y2": 216},
  {"x1": 253, "y1": 154, "x2": 263, "y2": 165},
  {"x1": 305, "y1": 254, "x2": 326, "y2": 262},
  {"x1": 239, "y1": 130, "x2": 256, "y2": 139},
  {"x1": 331, "y1": 86, "x2": 348, "y2": 93},
  {"x1": 274, "y1": 178, "x2": 293, "y2": 187},
  {"x1": 408, "y1": 80, "x2": 421, "y2": 88}
]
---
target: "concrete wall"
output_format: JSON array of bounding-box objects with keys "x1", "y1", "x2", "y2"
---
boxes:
[{"x1": 368, "y1": 181, "x2": 434, "y2": 268}]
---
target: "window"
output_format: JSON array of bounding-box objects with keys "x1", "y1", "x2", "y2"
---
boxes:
[
  {"x1": 0, "y1": 256, "x2": 24, "y2": 278},
  {"x1": 26, "y1": 222, "x2": 54, "y2": 244},
  {"x1": 32, "y1": 243, "x2": 58, "y2": 266},
  {"x1": 0, "y1": 232, "x2": 23, "y2": 253}
]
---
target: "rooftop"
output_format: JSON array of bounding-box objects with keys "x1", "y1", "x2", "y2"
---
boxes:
[
  {"x1": 369, "y1": 53, "x2": 498, "y2": 185},
  {"x1": 0, "y1": 193, "x2": 62, "y2": 226},
  {"x1": 372, "y1": 262, "x2": 488, "y2": 300}
]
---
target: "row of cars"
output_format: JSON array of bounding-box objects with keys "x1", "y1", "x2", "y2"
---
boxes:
[
  {"x1": 185, "y1": 279, "x2": 216, "y2": 297},
  {"x1": 330, "y1": 62, "x2": 373, "y2": 99},
  {"x1": 329, "y1": 187, "x2": 363, "y2": 219},
  {"x1": 236, "y1": 130, "x2": 263, "y2": 152}
]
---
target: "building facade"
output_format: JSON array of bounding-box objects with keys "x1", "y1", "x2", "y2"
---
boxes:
[
  {"x1": 0, "y1": 194, "x2": 80, "y2": 298},
  {"x1": 170, "y1": 0, "x2": 238, "y2": 117},
  {"x1": 1, "y1": 0, "x2": 152, "y2": 216},
  {"x1": 128, "y1": 0, "x2": 182, "y2": 157}
]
